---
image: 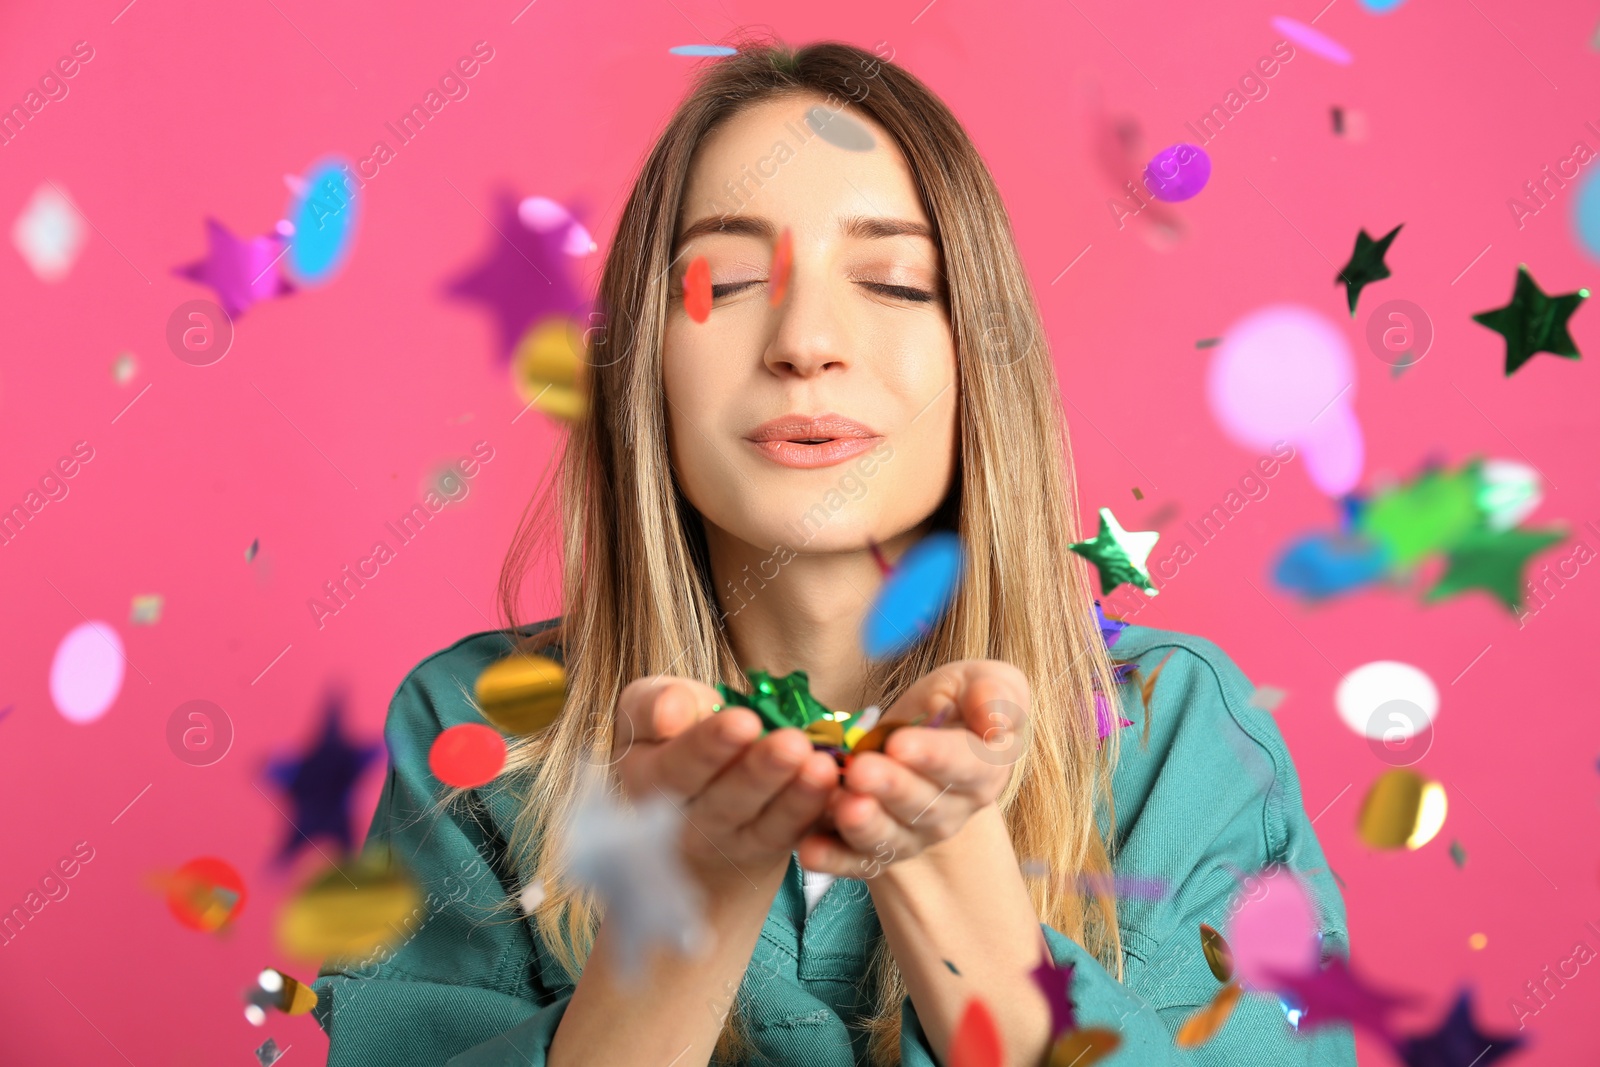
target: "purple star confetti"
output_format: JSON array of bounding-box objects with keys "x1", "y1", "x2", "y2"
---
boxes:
[{"x1": 174, "y1": 217, "x2": 295, "y2": 317}]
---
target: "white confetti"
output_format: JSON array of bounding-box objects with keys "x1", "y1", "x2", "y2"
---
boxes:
[
  {"x1": 518, "y1": 878, "x2": 546, "y2": 915},
  {"x1": 12, "y1": 182, "x2": 86, "y2": 282}
]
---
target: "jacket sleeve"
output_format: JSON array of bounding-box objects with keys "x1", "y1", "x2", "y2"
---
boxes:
[
  {"x1": 312, "y1": 649, "x2": 575, "y2": 1067},
  {"x1": 897, "y1": 631, "x2": 1358, "y2": 1066}
]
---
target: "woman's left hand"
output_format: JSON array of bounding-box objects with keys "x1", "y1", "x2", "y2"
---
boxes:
[{"x1": 796, "y1": 659, "x2": 1031, "y2": 879}]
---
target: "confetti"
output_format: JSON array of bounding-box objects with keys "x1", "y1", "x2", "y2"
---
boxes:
[
  {"x1": 174, "y1": 218, "x2": 295, "y2": 318},
  {"x1": 1468, "y1": 933, "x2": 1487, "y2": 950},
  {"x1": 1207, "y1": 305, "x2": 1362, "y2": 497},
  {"x1": 511, "y1": 317, "x2": 587, "y2": 422},
  {"x1": 1271, "y1": 16, "x2": 1354, "y2": 65},
  {"x1": 1273, "y1": 531, "x2": 1390, "y2": 599},
  {"x1": 1265, "y1": 955, "x2": 1419, "y2": 1037},
  {"x1": 1472, "y1": 265, "x2": 1587, "y2": 375},
  {"x1": 1070, "y1": 508, "x2": 1159, "y2": 597},
  {"x1": 1357, "y1": 768, "x2": 1448, "y2": 850},
  {"x1": 1334, "y1": 660, "x2": 1438, "y2": 742},
  {"x1": 1195, "y1": 337, "x2": 1221, "y2": 348},
  {"x1": 1175, "y1": 981, "x2": 1242, "y2": 1047},
  {"x1": 1575, "y1": 169, "x2": 1600, "y2": 261},
  {"x1": 1425, "y1": 526, "x2": 1566, "y2": 611},
  {"x1": 264, "y1": 689, "x2": 382, "y2": 864},
  {"x1": 1248, "y1": 686, "x2": 1286, "y2": 712},
  {"x1": 1200, "y1": 924, "x2": 1234, "y2": 982},
  {"x1": 112, "y1": 351, "x2": 137, "y2": 383},
  {"x1": 518, "y1": 879, "x2": 546, "y2": 915},
  {"x1": 245, "y1": 966, "x2": 318, "y2": 1024},
  {"x1": 1047, "y1": 1027, "x2": 1120, "y2": 1066},
  {"x1": 284, "y1": 156, "x2": 360, "y2": 286},
  {"x1": 1449, "y1": 840, "x2": 1467, "y2": 868},
  {"x1": 943, "y1": 958, "x2": 962, "y2": 976},
  {"x1": 254, "y1": 1038, "x2": 286, "y2": 1067},
  {"x1": 669, "y1": 44, "x2": 738, "y2": 56},
  {"x1": 769, "y1": 226, "x2": 794, "y2": 306},
  {"x1": 246, "y1": 537, "x2": 260, "y2": 561},
  {"x1": 1142, "y1": 143, "x2": 1211, "y2": 202},
  {"x1": 49, "y1": 620, "x2": 125, "y2": 724},
  {"x1": 1226, "y1": 867, "x2": 1319, "y2": 991},
  {"x1": 683, "y1": 255, "x2": 712, "y2": 323},
  {"x1": 1361, "y1": 0, "x2": 1407, "y2": 10},
  {"x1": 276, "y1": 848, "x2": 423, "y2": 963},
  {"x1": 11, "y1": 181, "x2": 86, "y2": 282},
  {"x1": 1331, "y1": 107, "x2": 1343, "y2": 134},
  {"x1": 563, "y1": 764, "x2": 709, "y2": 984},
  {"x1": 429, "y1": 723, "x2": 508, "y2": 788},
  {"x1": 155, "y1": 856, "x2": 248, "y2": 932},
  {"x1": 1029, "y1": 959, "x2": 1077, "y2": 1038},
  {"x1": 1336, "y1": 225, "x2": 1402, "y2": 317},
  {"x1": 1360, "y1": 462, "x2": 1481, "y2": 569},
  {"x1": 1395, "y1": 989, "x2": 1524, "y2": 1067},
  {"x1": 949, "y1": 997, "x2": 1003, "y2": 1067},
  {"x1": 805, "y1": 106, "x2": 876, "y2": 152},
  {"x1": 129, "y1": 594, "x2": 163, "y2": 626},
  {"x1": 1476, "y1": 460, "x2": 1541, "y2": 532},
  {"x1": 861, "y1": 531, "x2": 966, "y2": 659},
  {"x1": 1131, "y1": 487, "x2": 1143, "y2": 500},
  {"x1": 1139, "y1": 650, "x2": 1175, "y2": 716},
  {"x1": 475, "y1": 653, "x2": 567, "y2": 735},
  {"x1": 516, "y1": 196, "x2": 596, "y2": 255}
]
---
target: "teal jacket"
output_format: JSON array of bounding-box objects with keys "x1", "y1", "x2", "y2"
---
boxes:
[{"x1": 313, "y1": 619, "x2": 1357, "y2": 1066}]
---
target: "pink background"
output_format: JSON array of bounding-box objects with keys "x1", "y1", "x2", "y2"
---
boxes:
[{"x1": 2, "y1": 0, "x2": 1598, "y2": 1063}]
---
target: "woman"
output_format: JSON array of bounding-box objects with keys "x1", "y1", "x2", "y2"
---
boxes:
[{"x1": 313, "y1": 38, "x2": 1355, "y2": 1067}]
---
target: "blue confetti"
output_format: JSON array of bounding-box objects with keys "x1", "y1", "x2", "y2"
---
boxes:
[
  {"x1": 1273, "y1": 532, "x2": 1390, "y2": 599},
  {"x1": 286, "y1": 156, "x2": 360, "y2": 286},
  {"x1": 669, "y1": 44, "x2": 738, "y2": 56},
  {"x1": 862, "y1": 532, "x2": 965, "y2": 660}
]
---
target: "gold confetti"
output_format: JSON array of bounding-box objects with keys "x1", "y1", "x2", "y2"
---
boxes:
[
  {"x1": 276, "y1": 851, "x2": 423, "y2": 964},
  {"x1": 511, "y1": 317, "x2": 587, "y2": 422},
  {"x1": 1356, "y1": 768, "x2": 1448, "y2": 850},
  {"x1": 475, "y1": 653, "x2": 567, "y2": 735},
  {"x1": 258, "y1": 967, "x2": 318, "y2": 1015},
  {"x1": 1468, "y1": 932, "x2": 1488, "y2": 951},
  {"x1": 1049, "y1": 1027, "x2": 1122, "y2": 1066},
  {"x1": 804, "y1": 718, "x2": 845, "y2": 748},
  {"x1": 1132, "y1": 487, "x2": 1144, "y2": 500},
  {"x1": 1199, "y1": 923, "x2": 1234, "y2": 982},
  {"x1": 1175, "y1": 981, "x2": 1242, "y2": 1048},
  {"x1": 1140, "y1": 650, "x2": 1176, "y2": 716}
]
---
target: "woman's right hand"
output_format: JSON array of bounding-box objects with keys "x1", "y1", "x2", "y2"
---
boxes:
[{"x1": 612, "y1": 675, "x2": 839, "y2": 891}]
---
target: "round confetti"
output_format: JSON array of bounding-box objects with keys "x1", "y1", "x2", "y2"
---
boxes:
[
  {"x1": 1226, "y1": 867, "x2": 1319, "y2": 992},
  {"x1": 1357, "y1": 768, "x2": 1448, "y2": 849},
  {"x1": 1469, "y1": 932, "x2": 1488, "y2": 950},
  {"x1": 1359, "y1": 0, "x2": 1407, "y2": 11},
  {"x1": 805, "y1": 106, "x2": 875, "y2": 151},
  {"x1": 1574, "y1": 168, "x2": 1600, "y2": 263},
  {"x1": 277, "y1": 854, "x2": 423, "y2": 963},
  {"x1": 1271, "y1": 16, "x2": 1354, "y2": 65},
  {"x1": 1335, "y1": 660, "x2": 1438, "y2": 741},
  {"x1": 475, "y1": 653, "x2": 567, "y2": 735},
  {"x1": 512, "y1": 317, "x2": 586, "y2": 422},
  {"x1": 285, "y1": 156, "x2": 360, "y2": 286},
  {"x1": 429, "y1": 723, "x2": 507, "y2": 787},
  {"x1": 163, "y1": 856, "x2": 248, "y2": 932},
  {"x1": 518, "y1": 196, "x2": 571, "y2": 232},
  {"x1": 1143, "y1": 143, "x2": 1211, "y2": 202},
  {"x1": 684, "y1": 256, "x2": 712, "y2": 323},
  {"x1": 50, "y1": 620, "x2": 126, "y2": 724},
  {"x1": 1297, "y1": 402, "x2": 1365, "y2": 497},
  {"x1": 862, "y1": 532, "x2": 966, "y2": 660}
]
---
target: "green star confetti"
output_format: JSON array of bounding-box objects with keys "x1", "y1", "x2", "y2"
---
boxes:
[
  {"x1": 1336, "y1": 224, "x2": 1402, "y2": 317},
  {"x1": 1357, "y1": 463, "x2": 1483, "y2": 570},
  {"x1": 716, "y1": 669, "x2": 835, "y2": 732},
  {"x1": 1070, "y1": 507, "x2": 1159, "y2": 597},
  {"x1": 1472, "y1": 265, "x2": 1588, "y2": 375},
  {"x1": 1425, "y1": 526, "x2": 1566, "y2": 611}
]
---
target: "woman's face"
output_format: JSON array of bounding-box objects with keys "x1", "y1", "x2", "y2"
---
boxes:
[{"x1": 662, "y1": 93, "x2": 958, "y2": 559}]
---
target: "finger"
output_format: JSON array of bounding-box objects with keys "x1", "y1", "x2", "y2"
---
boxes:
[
  {"x1": 880, "y1": 660, "x2": 1031, "y2": 736},
  {"x1": 878, "y1": 728, "x2": 1007, "y2": 800},
  {"x1": 829, "y1": 787, "x2": 919, "y2": 862},
  {"x1": 687, "y1": 728, "x2": 815, "y2": 835},
  {"x1": 842, "y1": 749, "x2": 970, "y2": 835},
  {"x1": 617, "y1": 675, "x2": 725, "y2": 745},
  {"x1": 743, "y1": 750, "x2": 839, "y2": 853},
  {"x1": 650, "y1": 707, "x2": 764, "y2": 801}
]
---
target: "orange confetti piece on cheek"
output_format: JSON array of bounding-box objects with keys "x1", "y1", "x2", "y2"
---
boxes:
[
  {"x1": 684, "y1": 256, "x2": 712, "y2": 323},
  {"x1": 769, "y1": 227, "x2": 793, "y2": 306}
]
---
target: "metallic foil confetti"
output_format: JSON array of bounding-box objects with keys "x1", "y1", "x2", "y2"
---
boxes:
[
  {"x1": 861, "y1": 531, "x2": 966, "y2": 659},
  {"x1": 1200, "y1": 924, "x2": 1234, "y2": 982},
  {"x1": 275, "y1": 849, "x2": 423, "y2": 964},
  {"x1": 1396, "y1": 990, "x2": 1523, "y2": 1066},
  {"x1": 129, "y1": 594, "x2": 163, "y2": 626},
  {"x1": 1357, "y1": 769, "x2": 1447, "y2": 850},
  {"x1": 1249, "y1": 686, "x2": 1287, "y2": 712},
  {"x1": 1335, "y1": 225, "x2": 1402, "y2": 317},
  {"x1": 1175, "y1": 981, "x2": 1242, "y2": 1047},
  {"x1": 1266, "y1": 956, "x2": 1419, "y2": 1036},
  {"x1": 683, "y1": 256, "x2": 712, "y2": 323},
  {"x1": 174, "y1": 218, "x2": 294, "y2": 317},
  {"x1": 475, "y1": 653, "x2": 567, "y2": 735},
  {"x1": 154, "y1": 856, "x2": 248, "y2": 933},
  {"x1": 1070, "y1": 508, "x2": 1159, "y2": 597},
  {"x1": 245, "y1": 967, "x2": 317, "y2": 1023},
  {"x1": 1048, "y1": 1027, "x2": 1121, "y2": 1066},
  {"x1": 511, "y1": 316, "x2": 587, "y2": 422},
  {"x1": 264, "y1": 690, "x2": 382, "y2": 865},
  {"x1": 254, "y1": 1038, "x2": 285, "y2": 1066},
  {"x1": 1472, "y1": 265, "x2": 1587, "y2": 376}
]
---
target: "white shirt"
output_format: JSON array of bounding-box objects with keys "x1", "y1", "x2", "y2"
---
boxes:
[{"x1": 801, "y1": 864, "x2": 835, "y2": 915}]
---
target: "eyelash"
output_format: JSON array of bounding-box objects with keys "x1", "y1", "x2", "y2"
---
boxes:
[{"x1": 709, "y1": 280, "x2": 937, "y2": 303}]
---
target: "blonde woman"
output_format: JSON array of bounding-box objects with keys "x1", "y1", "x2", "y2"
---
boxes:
[{"x1": 314, "y1": 38, "x2": 1355, "y2": 1067}]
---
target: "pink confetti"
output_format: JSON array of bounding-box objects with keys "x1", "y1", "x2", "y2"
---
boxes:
[
  {"x1": 1271, "y1": 16, "x2": 1354, "y2": 66},
  {"x1": 1226, "y1": 867, "x2": 1321, "y2": 992}
]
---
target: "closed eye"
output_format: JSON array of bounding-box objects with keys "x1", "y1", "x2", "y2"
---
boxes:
[{"x1": 708, "y1": 281, "x2": 938, "y2": 302}]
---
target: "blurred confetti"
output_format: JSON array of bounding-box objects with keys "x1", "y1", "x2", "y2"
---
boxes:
[
  {"x1": 1048, "y1": 1027, "x2": 1120, "y2": 1066},
  {"x1": 475, "y1": 653, "x2": 567, "y2": 735},
  {"x1": 1357, "y1": 769, "x2": 1448, "y2": 849},
  {"x1": 428, "y1": 723, "x2": 507, "y2": 788},
  {"x1": 949, "y1": 997, "x2": 1003, "y2": 1067},
  {"x1": 1468, "y1": 933, "x2": 1487, "y2": 951},
  {"x1": 1248, "y1": 686, "x2": 1287, "y2": 713},
  {"x1": 243, "y1": 966, "x2": 317, "y2": 1025},
  {"x1": 806, "y1": 106, "x2": 875, "y2": 151},
  {"x1": 276, "y1": 848, "x2": 422, "y2": 964},
  {"x1": 1142, "y1": 143, "x2": 1211, "y2": 202},
  {"x1": 174, "y1": 218, "x2": 294, "y2": 317},
  {"x1": 862, "y1": 531, "x2": 966, "y2": 659},
  {"x1": 1334, "y1": 660, "x2": 1438, "y2": 741},
  {"x1": 12, "y1": 181, "x2": 86, "y2": 282},
  {"x1": 254, "y1": 1038, "x2": 286, "y2": 1067},
  {"x1": 1175, "y1": 981, "x2": 1242, "y2": 1047},
  {"x1": 517, "y1": 195, "x2": 596, "y2": 256},
  {"x1": 129, "y1": 594, "x2": 163, "y2": 626},
  {"x1": 49, "y1": 620, "x2": 125, "y2": 725},
  {"x1": 284, "y1": 156, "x2": 360, "y2": 286},
  {"x1": 112, "y1": 351, "x2": 137, "y2": 383},
  {"x1": 1449, "y1": 840, "x2": 1467, "y2": 868},
  {"x1": 153, "y1": 856, "x2": 248, "y2": 933},
  {"x1": 518, "y1": 879, "x2": 546, "y2": 915},
  {"x1": 1271, "y1": 16, "x2": 1354, "y2": 65},
  {"x1": 1200, "y1": 923, "x2": 1234, "y2": 981},
  {"x1": 684, "y1": 255, "x2": 712, "y2": 323},
  {"x1": 1395, "y1": 989, "x2": 1523, "y2": 1067},
  {"x1": 669, "y1": 44, "x2": 738, "y2": 56},
  {"x1": 1266, "y1": 955, "x2": 1418, "y2": 1038},
  {"x1": 264, "y1": 688, "x2": 382, "y2": 864},
  {"x1": 246, "y1": 537, "x2": 260, "y2": 562},
  {"x1": 1226, "y1": 867, "x2": 1319, "y2": 991},
  {"x1": 511, "y1": 316, "x2": 587, "y2": 422},
  {"x1": 1030, "y1": 958, "x2": 1076, "y2": 1037}
]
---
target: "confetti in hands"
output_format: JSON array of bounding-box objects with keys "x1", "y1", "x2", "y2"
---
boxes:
[{"x1": 562, "y1": 763, "x2": 711, "y2": 986}]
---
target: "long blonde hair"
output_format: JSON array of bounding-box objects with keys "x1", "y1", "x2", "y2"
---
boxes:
[{"x1": 495, "y1": 34, "x2": 1128, "y2": 1065}]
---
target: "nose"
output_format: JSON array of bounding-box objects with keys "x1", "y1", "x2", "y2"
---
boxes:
[{"x1": 761, "y1": 259, "x2": 849, "y2": 379}]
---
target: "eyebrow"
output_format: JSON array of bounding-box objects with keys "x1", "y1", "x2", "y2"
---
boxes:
[{"x1": 672, "y1": 213, "x2": 934, "y2": 252}]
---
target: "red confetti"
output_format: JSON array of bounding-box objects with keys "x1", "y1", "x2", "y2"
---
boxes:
[
  {"x1": 769, "y1": 227, "x2": 793, "y2": 306},
  {"x1": 162, "y1": 856, "x2": 248, "y2": 932},
  {"x1": 684, "y1": 256, "x2": 712, "y2": 323},
  {"x1": 429, "y1": 723, "x2": 507, "y2": 788},
  {"x1": 949, "y1": 996, "x2": 1004, "y2": 1067}
]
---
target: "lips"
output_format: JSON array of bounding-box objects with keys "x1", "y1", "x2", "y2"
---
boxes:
[{"x1": 745, "y1": 413, "x2": 882, "y2": 470}]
